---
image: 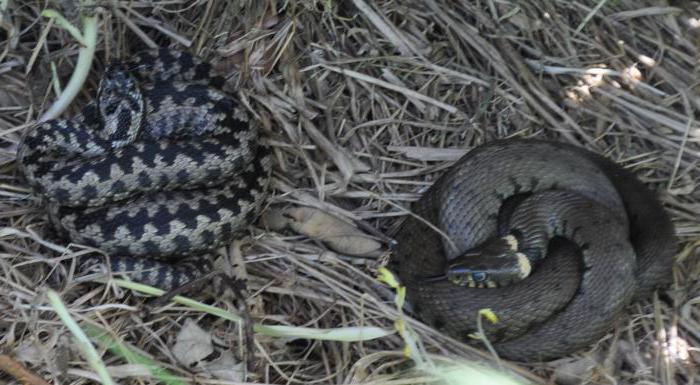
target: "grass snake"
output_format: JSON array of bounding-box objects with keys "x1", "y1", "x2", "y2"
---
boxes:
[{"x1": 392, "y1": 139, "x2": 677, "y2": 361}]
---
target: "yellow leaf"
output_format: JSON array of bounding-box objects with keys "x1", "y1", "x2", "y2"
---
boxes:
[
  {"x1": 479, "y1": 308, "x2": 499, "y2": 324},
  {"x1": 377, "y1": 267, "x2": 400, "y2": 289},
  {"x1": 396, "y1": 286, "x2": 406, "y2": 308},
  {"x1": 394, "y1": 318, "x2": 405, "y2": 333}
]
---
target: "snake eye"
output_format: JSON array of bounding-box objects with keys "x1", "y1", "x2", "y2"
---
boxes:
[{"x1": 471, "y1": 272, "x2": 487, "y2": 282}]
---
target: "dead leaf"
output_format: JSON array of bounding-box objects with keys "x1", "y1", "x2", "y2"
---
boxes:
[
  {"x1": 550, "y1": 356, "x2": 598, "y2": 385},
  {"x1": 201, "y1": 350, "x2": 245, "y2": 381},
  {"x1": 263, "y1": 207, "x2": 382, "y2": 257},
  {"x1": 172, "y1": 320, "x2": 214, "y2": 367}
]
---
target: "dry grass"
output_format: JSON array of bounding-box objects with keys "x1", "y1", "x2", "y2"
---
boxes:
[{"x1": 1, "y1": 0, "x2": 699, "y2": 384}]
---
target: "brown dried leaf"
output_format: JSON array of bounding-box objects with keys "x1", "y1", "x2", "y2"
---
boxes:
[{"x1": 264, "y1": 207, "x2": 382, "y2": 257}]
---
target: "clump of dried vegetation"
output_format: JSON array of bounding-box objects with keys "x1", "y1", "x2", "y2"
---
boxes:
[{"x1": 0, "y1": 1, "x2": 698, "y2": 384}]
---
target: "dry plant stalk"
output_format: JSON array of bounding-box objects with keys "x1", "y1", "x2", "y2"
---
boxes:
[{"x1": 0, "y1": 1, "x2": 698, "y2": 384}]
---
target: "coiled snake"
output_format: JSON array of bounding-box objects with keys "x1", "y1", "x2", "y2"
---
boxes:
[
  {"x1": 393, "y1": 139, "x2": 677, "y2": 361},
  {"x1": 18, "y1": 49, "x2": 271, "y2": 289},
  {"x1": 18, "y1": 48, "x2": 676, "y2": 362}
]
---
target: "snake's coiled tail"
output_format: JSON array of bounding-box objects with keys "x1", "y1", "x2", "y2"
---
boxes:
[
  {"x1": 393, "y1": 139, "x2": 677, "y2": 361},
  {"x1": 17, "y1": 49, "x2": 271, "y2": 290}
]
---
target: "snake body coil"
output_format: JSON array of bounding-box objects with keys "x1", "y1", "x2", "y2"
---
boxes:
[
  {"x1": 393, "y1": 139, "x2": 676, "y2": 361},
  {"x1": 18, "y1": 49, "x2": 271, "y2": 288},
  {"x1": 17, "y1": 48, "x2": 677, "y2": 361}
]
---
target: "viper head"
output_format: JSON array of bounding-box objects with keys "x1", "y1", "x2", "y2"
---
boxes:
[{"x1": 97, "y1": 62, "x2": 145, "y2": 148}]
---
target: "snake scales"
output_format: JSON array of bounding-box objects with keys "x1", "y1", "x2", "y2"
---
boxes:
[
  {"x1": 393, "y1": 139, "x2": 677, "y2": 361},
  {"x1": 18, "y1": 48, "x2": 271, "y2": 289},
  {"x1": 17, "y1": 48, "x2": 676, "y2": 362}
]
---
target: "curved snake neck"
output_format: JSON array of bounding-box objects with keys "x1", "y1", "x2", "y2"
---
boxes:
[
  {"x1": 17, "y1": 48, "x2": 271, "y2": 289},
  {"x1": 392, "y1": 138, "x2": 676, "y2": 361}
]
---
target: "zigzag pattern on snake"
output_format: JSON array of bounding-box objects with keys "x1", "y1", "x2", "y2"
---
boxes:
[
  {"x1": 392, "y1": 139, "x2": 677, "y2": 361},
  {"x1": 17, "y1": 48, "x2": 271, "y2": 289},
  {"x1": 18, "y1": 48, "x2": 677, "y2": 362}
]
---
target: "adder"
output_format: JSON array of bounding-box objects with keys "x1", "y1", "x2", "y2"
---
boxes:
[{"x1": 17, "y1": 48, "x2": 271, "y2": 289}]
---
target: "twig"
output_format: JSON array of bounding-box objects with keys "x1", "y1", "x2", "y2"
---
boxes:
[
  {"x1": 321, "y1": 64, "x2": 462, "y2": 115},
  {"x1": 0, "y1": 354, "x2": 51, "y2": 385}
]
